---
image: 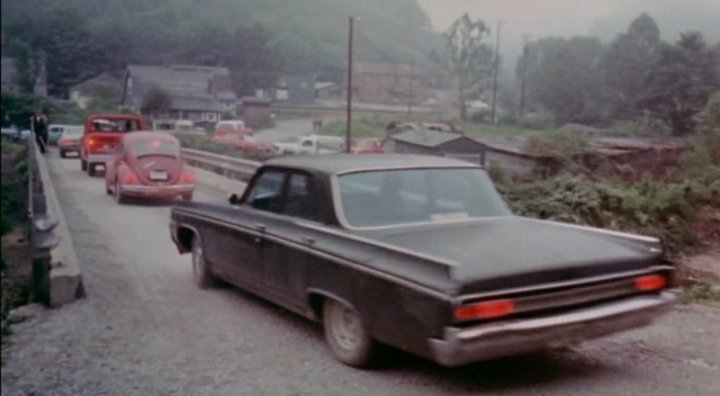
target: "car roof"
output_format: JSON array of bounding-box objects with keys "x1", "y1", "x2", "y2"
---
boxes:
[
  {"x1": 121, "y1": 131, "x2": 180, "y2": 143},
  {"x1": 263, "y1": 154, "x2": 480, "y2": 174},
  {"x1": 88, "y1": 114, "x2": 145, "y2": 121}
]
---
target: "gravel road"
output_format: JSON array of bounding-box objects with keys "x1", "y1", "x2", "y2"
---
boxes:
[{"x1": 2, "y1": 150, "x2": 719, "y2": 396}]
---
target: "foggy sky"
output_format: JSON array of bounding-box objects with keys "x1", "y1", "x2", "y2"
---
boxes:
[{"x1": 417, "y1": 0, "x2": 720, "y2": 71}]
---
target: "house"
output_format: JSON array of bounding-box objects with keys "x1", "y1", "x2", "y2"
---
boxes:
[
  {"x1": 68, "y1": 72, "x2": 123, "y2": 109},
  {"x1": 352, "y1": 62, "x2": 426, "y2": 105},
  {"x1": 1, "y1": 57, "x2": 47, "y2": 97},
  {"x1": 315, "y1": 81, "x2": 341, "y2": 100},
  {"x1": 242, "y1": 97, "x2": 273, "y2": 129},
  {"x1": 121, "y1": 64, "x2": 238, "y2": 123},
  {"x1": 257, "y1": 74, "x2": 316, "y2": 104},
  {"x1": 388, "y1": 129, "x2": 487, "y2": 164}
]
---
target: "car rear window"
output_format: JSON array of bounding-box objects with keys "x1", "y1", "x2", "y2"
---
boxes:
[
  {"x1": 132, "y1": 140, "x2": 180, "y2": 158},
  {"x1": 337, "y1": 168, "x2": 511, "y2": 228},
  {"x1": 90, "y1": 119, "x2": 141, "y2": 133}
]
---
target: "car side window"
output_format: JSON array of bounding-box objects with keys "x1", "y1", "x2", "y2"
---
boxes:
[
  {"x1": 245, "y1": 171, "x2": 286, "y2": 213},
  {"x1": 284, "y1": 173, "x2": 315, "y2": 220}
]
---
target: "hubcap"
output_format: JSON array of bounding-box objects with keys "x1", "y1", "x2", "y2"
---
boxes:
[{"x1": 332, "y1": 304, "x2": 362, "y2": 350}]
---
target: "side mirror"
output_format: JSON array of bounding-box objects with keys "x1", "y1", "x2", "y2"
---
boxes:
[{"x1": 228, "y1": 193, "x2": 241, "y2": 205}]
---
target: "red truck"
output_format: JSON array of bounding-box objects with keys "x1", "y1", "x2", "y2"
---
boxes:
[{"x1": 80, "y1": 114, "x2": 147, "y2": 176}]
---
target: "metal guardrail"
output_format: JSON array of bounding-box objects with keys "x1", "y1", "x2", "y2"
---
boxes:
[{"x1": 181, "y1": 148, "x2": 261, "y2": 182}]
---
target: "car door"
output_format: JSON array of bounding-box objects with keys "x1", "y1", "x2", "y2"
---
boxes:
[
  {"x1": 259, "y1": 171, "x2": 317, "y2": 307},
  {"x1": 211, "y1": 170, "x2": 287, "y2": 289}
]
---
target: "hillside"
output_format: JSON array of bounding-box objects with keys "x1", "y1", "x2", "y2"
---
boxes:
[{"x1": 1, "y1": 0, "x2": 439, "y2": 91}]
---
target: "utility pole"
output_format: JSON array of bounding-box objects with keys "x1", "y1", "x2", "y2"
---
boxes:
[
  {"x1": 406, "y1": 60, "x2": 415, "y2": 117},
  {"x1": 345, "y1": 17, "x2": 357, "y2": 153},
  {"x1": 519, "y1": 35, "x2": 530, "y2": 120},
  {"x1": 490, "y1": 20, "x2": 502, "y2": 124}
]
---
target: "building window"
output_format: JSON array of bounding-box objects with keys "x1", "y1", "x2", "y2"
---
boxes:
[
  {"x1": 205, "y1": 112, "x2": 218, "y2": 122},
  {"x1": 276, "y1": 89, "x2": 289, "y2": 101}
]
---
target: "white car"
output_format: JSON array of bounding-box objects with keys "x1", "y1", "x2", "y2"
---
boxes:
[{"x1": 273, "y1": 135, "x2": 345, "y2": 155}]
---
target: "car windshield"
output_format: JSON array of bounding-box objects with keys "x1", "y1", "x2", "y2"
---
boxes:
[
  {"x1": 132, "y1": 140, "x2": 180, "y2": 158},
  {"x1": 337, "y1": 168, "x2": 511, "y2": 228}
]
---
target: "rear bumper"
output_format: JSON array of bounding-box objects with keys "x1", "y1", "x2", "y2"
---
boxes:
[
  {"x1": 120, "y1": 184, "x2": 195, "y2": 198},
  {"x1": 86, "y1": 153, "x2": 114, "y2": 164},
  {"x1": 429, "y1": 291, "x2": 677, "y2": 367},
  {"x1": 60, "y1": 144, "x2": 80, "y2": 152}
]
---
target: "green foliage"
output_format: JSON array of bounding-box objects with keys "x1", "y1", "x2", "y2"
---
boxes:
[
  {"x1": 141, "y1": 86, "x2": 172, "y2": 116},
  {"x1": 439, "y1": 14, "x2": 494, "y2": 120},
  {"x1": 495, "y1": 175, "x2": 708, "y2": 252},
  {"x1": 526, "y1": 131, "x2": 592, "y2": 160},
  {"x1": 0, "y1": 93, "x2": 58, "y2": 129},
  {"x1": 609, "y1": 113, "x2": 672, "y2": 137},
  {"x1": 682, "y1": 281, "x2": 720, "y2": 303}
]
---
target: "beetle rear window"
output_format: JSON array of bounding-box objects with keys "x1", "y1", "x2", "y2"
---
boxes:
[
  {"x1": 337, "y1": 168, "x2": 511, "y2": 228},
  {"x1": 132, "y1": 140, "x2": 180, "y2": 158}
]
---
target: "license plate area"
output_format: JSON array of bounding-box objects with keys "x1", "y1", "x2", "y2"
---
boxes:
[{"x1": 149, "y1": 170, "x2": 168, "y2": 181}]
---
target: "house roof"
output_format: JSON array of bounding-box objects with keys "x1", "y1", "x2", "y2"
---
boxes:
[
  {"x1": 69, "y1": 72, "x2": 122, "y2": 94},
  {"x1": 392, "y1": 129, "x2": 466, "y2": 148},
  {"x1": 124, "y1": 64, "x2": 236, "y2": 111}
]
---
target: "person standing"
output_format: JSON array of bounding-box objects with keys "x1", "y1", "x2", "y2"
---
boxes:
[{"x1": 31, "y1": 109, "x2": 48, "y2": 153}]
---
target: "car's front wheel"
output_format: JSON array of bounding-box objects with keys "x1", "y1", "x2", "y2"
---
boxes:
[
  {"x1": 191, "y1": 236, "x2": 214, "y2": 289},
  {"x1": 323, "y1": 299, "x2": 376, "y2": 367}
]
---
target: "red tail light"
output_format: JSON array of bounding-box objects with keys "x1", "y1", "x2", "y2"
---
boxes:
[
  {"x1": 454, "y1": 299, "x2": 516, "y2": 321},
  {"x1": 87, "y1": 137, "x2": 97, "y2": 147},
  {"x1": 124, "y1": 170, "x2": 139, "y2": 184},
  {"x1": 635, "y1": 274, "x2": 666, "y2": 291},
  {"x1": 180, "y1": 169, "x2": 194, "y2": 183}
]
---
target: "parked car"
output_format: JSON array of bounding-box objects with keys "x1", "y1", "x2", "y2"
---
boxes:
[
  {"x1": 351, "y1": 137, "x2": 385, "y2": 154},
  {"x1": 213, "y1": 120, "x2": 253, "y2": 138},
  {"x1": 58, "y1": 126, "x2": 85, "y2": 158},
  {"x1": 105, "y1": 131, "x2": 195, "y2": 204},
  {"x1": 211, "y1": 133, "x2": 273, "y2": 153},
  {"x1": 80, "y1": 114, "x2": 147, "y2": 176},
  {"x1": 48, "y1": 124, "x2": 75, "y2": 146},
  {"x1": 169, "y1": 154, "x2": 676, "y2": 368},
  {"x1": 272, "y1": 134, "x2": 345, "y2": 155}
]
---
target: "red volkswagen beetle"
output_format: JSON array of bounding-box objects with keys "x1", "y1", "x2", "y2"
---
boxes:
[{"x1": 105, "y1": 132, "x2": 195, "y2": 204}]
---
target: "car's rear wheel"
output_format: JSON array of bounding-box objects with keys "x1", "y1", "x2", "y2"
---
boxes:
[
  {"x1": 323, "y1": 299, "x2": 376, "y2": 367},
  {"x1": 81, "y1": 159, "x2": 87, "y2": 171},
  {"x1": 191, "y1": 236, "x2": 214, "y2": 289},
  {"x1": 182, "y1": 192, "x2": 193, "y2": 201},
  {"x1": 60, "y1": 150, "x2": 66, "y2": 158},
  {"x1": 114, "y1": 180, "x2": 126, "y2": 204},
  {"x1": 87, "y1": 163, "x2": 96, "y2": 177}
]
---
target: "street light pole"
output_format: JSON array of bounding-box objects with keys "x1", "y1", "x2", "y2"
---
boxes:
[{"x1": 345, "y1": 16, "x2": 356, "y2": 153}]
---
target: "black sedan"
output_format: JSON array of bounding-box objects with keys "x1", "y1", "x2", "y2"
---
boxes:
[{"x1": 169, "y1": 154, "x2": 676, "y2": 368}]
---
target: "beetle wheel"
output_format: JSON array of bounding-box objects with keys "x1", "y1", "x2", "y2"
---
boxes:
[{"x1": 323, "y1": 299, "x2": 376, "y2": 367}]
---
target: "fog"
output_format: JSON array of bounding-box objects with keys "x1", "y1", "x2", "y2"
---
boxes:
[{"x1": 418, "y1": 0, "x2": 720, "y2": 66}]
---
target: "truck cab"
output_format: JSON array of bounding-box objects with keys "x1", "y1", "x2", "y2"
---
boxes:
[{"x1": 80, "y1": 114, "x2": 147, "y2": 176}]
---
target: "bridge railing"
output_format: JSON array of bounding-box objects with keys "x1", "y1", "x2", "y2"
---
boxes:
[{"x1": 181, "y1": 148, "x2": 261, "y2": 182}]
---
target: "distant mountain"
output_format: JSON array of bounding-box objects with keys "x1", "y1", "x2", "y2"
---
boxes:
[{"x1": 1, "y1": 0, "x2": 439, "y2": 72}]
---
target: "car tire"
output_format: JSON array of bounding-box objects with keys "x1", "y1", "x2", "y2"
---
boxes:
[
  {"x1": 81, "y1": 159, "x2": 87, "y2": 171},
  {"x1": 191, "y1": 236, "x2": 214, "y2": 289},
  {"x1": 60, "y1": 150, "x2": 66, "y2": 158},
  {"x1": 114, "y1": 180, "x2": 126, "y2": 204},
  {"x1": 182, "y1": 193, "x2": 193, "y2": 202},
  {"x1": 323, "y1": 299, "x2": 376, "y2": 368},
  {"x1": 88, "y1": 163, "x2": 96, "y2": 177}
]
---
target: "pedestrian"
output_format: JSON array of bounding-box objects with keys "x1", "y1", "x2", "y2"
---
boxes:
[{"x1": 31, "y1": 109, "x2": 49, "y2": 153}]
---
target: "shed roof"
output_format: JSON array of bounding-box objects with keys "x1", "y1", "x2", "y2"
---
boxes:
[
  {"x1": 392, "y1": 129, "x2": 466, "y2": 148},
  {"x1": 265, "y1": 154, "x2": 478, "y2": 175}
]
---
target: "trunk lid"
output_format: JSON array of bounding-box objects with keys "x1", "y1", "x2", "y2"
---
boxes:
[
  {"x1": 86, "y1": 132, "x2": 122, "y2": 154},
  {"x1": 131, "y1": 155, "x2": 182, "y2": 185},
  {"x1": 366, "y1": 216, "x2": 661, "y2": 293}
]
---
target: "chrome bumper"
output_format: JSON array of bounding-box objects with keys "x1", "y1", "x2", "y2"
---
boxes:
[
  {"x1": 429, "y1": 291, "x2": 677, "y2": 367},
  {"x1": 86, "y1": 153, "x2": 114, "y2": 164},
  {"x1": 120, "y1": 184, "x2": 194, "y2": 198}
]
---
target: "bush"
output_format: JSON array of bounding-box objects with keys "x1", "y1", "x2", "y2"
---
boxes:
[
  {"x1": 609, "y1": 113, "x2": 673, "y2": 137},
  {"x1": 526, "y1": 131, "x2": 592, "y2": 160}
]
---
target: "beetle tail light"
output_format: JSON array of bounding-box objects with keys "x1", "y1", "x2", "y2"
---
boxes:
[
  {"x1": 634, "y1": 274, "x2": 667, "y2": 292},
  {"x1": 180, "y1": 169, "x2": 194, "y2": 183},
  {"x1": 454, "y1": 299, "x2": 516, "y2": 322},
  {"x1": 124, "y1": 170, "x2": 139, "y2": 184}
]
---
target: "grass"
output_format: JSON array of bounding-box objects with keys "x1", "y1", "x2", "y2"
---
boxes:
[{"x1": 682, "y1": 281, "x2": 720, "y2": 303}]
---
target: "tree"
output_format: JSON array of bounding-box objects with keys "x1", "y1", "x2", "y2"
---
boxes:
[
  {"x1": 642, "y1": 32, "x2": 720, "y2": 134},
  {"x1": 5, "y1": 39, "x2": 41, "y2": 94},
  {"x1": 603, "y1": 14, "x2": 662, "y2": 120},
  {"x1": 439, "y1": 14, "x2": 494, "y2": 120},
  {"x1": 524, "y1": 37, "x2": 607, "y2": 126},
  {"x1": 226, "y1": 24, "x2": 284, "y2": 96},
  {"x1": 141, "y1": 86, "x2": 172, "y2": 117}
]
